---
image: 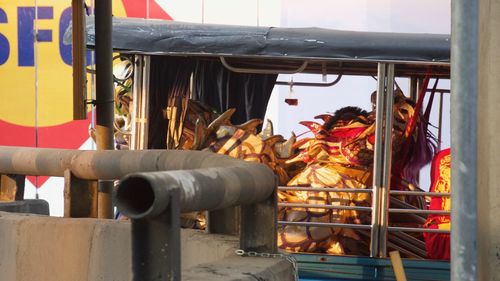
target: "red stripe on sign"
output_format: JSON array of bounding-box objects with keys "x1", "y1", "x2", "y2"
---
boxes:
[
  {"x1": 0, "y1": 113, "x2": 92, "y2": 187},
  {"x1": 122, "y1": 0, "x2": 172, "y2": 20}
]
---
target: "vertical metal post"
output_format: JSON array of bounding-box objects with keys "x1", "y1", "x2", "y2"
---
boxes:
[
  {"x1": 71, "y1": 0, "x2": 87, "y2": 120},
  {"x1": 140, "y1": 56, "x2": 151, "y2": 149},
  {"x1": 207, "y1": 207, "x2": 240, "y2": 235},
  {"x1": 130, "y1": 56, "x2": 143, "y2": 150},
  {"x1": 378, "y1": 64, "x2": 395, "y2": 258},
  {"x1": 409, "y1": 77, "x2": 418, "y2": 102},
  {"x1": 63, "y1": 169, "x2": 98, "y2": 218},
  {"x1": 13, "y1": 175, "x2": 25, "y2": 201},
  {"x1": 95, "y1": 0, "x2": 115, "y2": 218},
  {"x1": 438, "y1": 92, "x2": 444, "y2": 151},
  {"x1": 240, "y1": 187, "x2": 278, "y2": 253},
  {"x1": 131, "y1": 189, "x2": 181, "y2": 281},
  {"x1": 451, "y1": 0, "x2": 478, "y2": 280},
  {"x1": 416, "y1": 78, "x2": 424, "y2": 101},
  {"x1": 370, "y1": 63, "x2": 386, "y2": 257}
]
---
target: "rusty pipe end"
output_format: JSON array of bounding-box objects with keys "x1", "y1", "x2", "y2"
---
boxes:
[{"x1": 115, "y1": 174, "x2": 170, "y2": 219}]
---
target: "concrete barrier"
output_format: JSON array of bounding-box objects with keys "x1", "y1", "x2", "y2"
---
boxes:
[
  {"x1": 0, "y1": 199, "x2": 49, "y2": 215},
  {"x1": 0, "y1": 212, "x2": 294, "y2": 281}
]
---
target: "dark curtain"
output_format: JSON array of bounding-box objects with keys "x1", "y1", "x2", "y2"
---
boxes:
[
  {"x1": 147, "y1": 56, "x2": 194, "y2": 149},
  {"x1": 147, "y1": 57, "x2": 277, "y2": 149},
  {"x1": 192, "y1": 60, "x2": 278, "y2": 126}
]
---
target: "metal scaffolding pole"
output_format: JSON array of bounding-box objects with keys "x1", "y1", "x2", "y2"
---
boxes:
[
  {"x1": 95, "y1": 0, "x2": 115, "y2": 218},
  {"x1": 370, "y1": 63, "x2": 386, "y2": 257},
  {"x1": 451, "y1": 0, "x2": 478, "y2": 280},
  {"x1": 378, "y1": 64, "x2": 395, "y2": 258}
]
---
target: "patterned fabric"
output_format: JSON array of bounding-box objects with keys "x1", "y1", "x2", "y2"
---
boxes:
[
  {"x1": 278, "y1": 108, "x2": 374, "y2": 255},
  {"x1": 278, "y1": 90, "x2": 434, "y2": 256},
  {"x1": 424, "y1": 148, "x2": 451, "y2": 260},
  {"x1": 211, "y1": 126, "x2": 290, "y2": 186},
  {"x1": 145, "y1": 92, "x2": 434, "y2": 257}
]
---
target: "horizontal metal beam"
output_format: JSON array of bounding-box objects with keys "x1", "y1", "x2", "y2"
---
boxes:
[
  {"x1": 388, "y1": 208, "x2": 450, "y2": 215},
  {"x1": 389, "y1": 190, "x2": 451, "y2": 197},
  {"x1": 0, "y1": 146, "x2": 273, "y2": 181},
  {"x1": 278, "y1": 220, "x2": 372, "y2": 230},
  {"x1": 116, "y1": 167, "x2": 275, "y2": 218},
  {"x1": 278, "y1": 203, "x2": 372, "y2": 211},
  {"x1": 278, "y1": 186, "x2": 372, "y2": 193},
  {"x1": 388, "y1": 226, "x2": 450, "y2": 234}
]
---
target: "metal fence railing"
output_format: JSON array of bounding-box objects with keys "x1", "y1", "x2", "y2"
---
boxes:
[{"x1": 277, "y1": 186, "x2": 451, "y2": 259}]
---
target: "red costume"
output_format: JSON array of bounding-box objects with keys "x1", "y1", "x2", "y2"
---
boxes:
[{"x1": 424, "y1": 148, "x2": 451, "y2": 260}]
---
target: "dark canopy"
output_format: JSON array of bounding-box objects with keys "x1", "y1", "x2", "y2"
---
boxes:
[
  {"x1": 85, "y1": 17, "x2": 449, "y2": 64},
  {"x1": 82, "y1": 17, "x2": 451, "y2": 77}
]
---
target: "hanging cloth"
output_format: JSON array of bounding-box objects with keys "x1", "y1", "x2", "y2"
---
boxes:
[
  {"x1": 192, "y1": 60, "x2": 278, "y2": 127},
  {"x1": 147, "y1": 56, "x2": 195, "y2": 149}
]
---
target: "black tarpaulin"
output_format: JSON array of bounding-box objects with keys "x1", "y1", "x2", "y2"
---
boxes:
[
  {"x1": 192, "y1": 61, "x2": 277, "y2": 126},
  {"x1": 84, "y1": 16, "x2": 450, "y2": 64}
]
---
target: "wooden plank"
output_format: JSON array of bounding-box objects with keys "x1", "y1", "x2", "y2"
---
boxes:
[{"x1": 389, "y1": 251, "x2": 408, "y2": 281}]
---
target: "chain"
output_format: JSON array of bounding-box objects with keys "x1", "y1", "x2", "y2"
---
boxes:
[{"x1": 235, "y1": 249, "x2": 299, "y2": 281}]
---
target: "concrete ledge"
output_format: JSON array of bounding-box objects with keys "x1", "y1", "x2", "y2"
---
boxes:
[
  {"x1": 183, "y1": 256, "x2": 295, "y2": 281},
  {"x1": 0, "y1": 212, "x2": 238, "y2": 281},
  {"x1": 0, "y1": 199, "x2": 49, "y2": 215},
  {"x1": 0, "y1": 212, "x2": 294, "y2": 280}
]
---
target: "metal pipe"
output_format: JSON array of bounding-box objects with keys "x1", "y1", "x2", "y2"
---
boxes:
[
  {"x1": 409, "y1": 77, "x2": 418, "y2": 101},
  {"x1": 95, "y1": 1, "x2": 114, "y2": 141},
  {"x1": 117, "y1": 167, "x2": 275, "y2": 217},
  {"x1": 278, "y1": 203, "x2": 372, "y2": 211},
  {"x1": 140, "y1": 56, "x2": 151, "y2": 149},
  {"x1": 71, "y1": 0, "x2": 87, "y2": 120},
  {"x1": 0, "y1": 147, "x2": 273, "y2": 181},
  {"x1": 278, "y1": 221, "x2": 371, "y2": 230},
  {"x1": 278, "y1": 186, "x2": 372, "y2": 193},
  {"x1": 451, "y1": 0, "x2": 478, "y2": 280},
  {"x1": 389, "y1": 190, "x2": 450, "y2": 197},
  {"x1": 378, "y1": 64, "x2": 395, "y2": 258},
  {"x1": 130, "y1": 55, "x2": 143, "y2": 150},
  {"x1": 388, "y1": 209, "x2": 450, "y2": 215},
  {"x1": 0, "y1": 146, "x2": 277, "y2": 280},
  {"x1": 220, "y1": 56, "x2": 308, "y2": 74},
  {"x1": 95, "y1": 0, "x2": 115, "y2": 218},
  {"x1": 275, "y1": 74, "x2": 342, "y2": 87},
  {"x1": 388, "y1": 227, "x2": 450, "y2": 234},
  {"x1": 370, "y1": 63, "x2": 386, "y2": 257},
  {"x1": 115, "y1": 163, "x2": 276, "y2": 281},
  {"x1": 279, "y1": 187, "x2": 451, "y2": 196},
  {"x1": 438, "y1": 92, "x2": 444, "y2": 151},
  {"x1": 425, "y1": 88, "x2": 451, "y2": 94}
]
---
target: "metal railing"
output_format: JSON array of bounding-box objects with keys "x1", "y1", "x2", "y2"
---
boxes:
[
  {"x1": 277, "y1": 185, "x2": 451, "y2": 259},
  {"x1": 0, "y1": 146, "x2": 278, "y2": 280}
]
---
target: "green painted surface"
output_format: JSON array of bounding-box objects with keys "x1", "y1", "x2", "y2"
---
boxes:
[{"x1": 295, "y1": 253, "x2": 450, "y2": 281}]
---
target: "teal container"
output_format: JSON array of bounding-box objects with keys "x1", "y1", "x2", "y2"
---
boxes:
[{"x1": 295, "y1": 253, "x2": 450, "y2": 281}]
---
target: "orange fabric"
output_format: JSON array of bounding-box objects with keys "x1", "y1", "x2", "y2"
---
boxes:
[{"x1": 424, "y1": 148, "x2": 451, "y2": 260}]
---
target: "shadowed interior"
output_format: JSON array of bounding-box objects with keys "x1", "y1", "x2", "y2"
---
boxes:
[{"x1": 116, "y1": 177, "x2": 155, "y2": 217}]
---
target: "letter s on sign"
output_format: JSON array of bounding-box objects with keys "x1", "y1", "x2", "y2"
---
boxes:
[{"x1": 0, "y1": 8, "x2": 9, "y2": 65}]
